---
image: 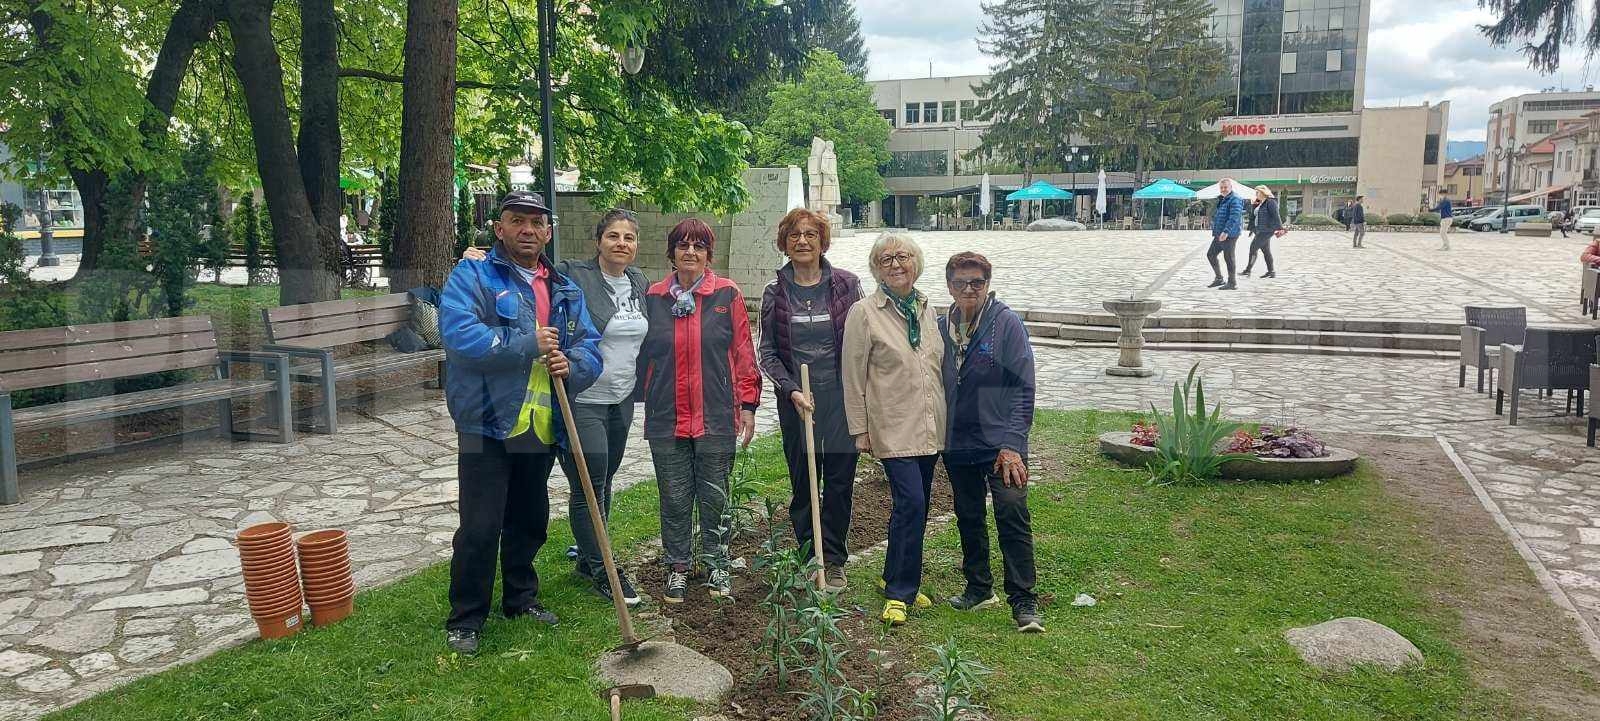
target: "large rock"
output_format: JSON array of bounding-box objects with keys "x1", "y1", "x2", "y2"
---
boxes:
[
  {"x1": 1284, "y1": 617, "x2": 1423, "y2": 672},
  {"x1": 1026, "y1": 218, "x2": 1086, "y2": 232},
  {"x1": 596, "y1": 640, "x2": 733, "y2": 704}
]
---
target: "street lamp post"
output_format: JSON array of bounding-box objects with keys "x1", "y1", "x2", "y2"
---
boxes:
[
  {"x1": 34, "y1": 157, "x2": 59, "y2": 267},
  {"x1": 536, "y1": 0, "x2": 560, "y2": 258},
  {"x1": 1495, "y1": 137, "x2": 1518, "y2": 234}
]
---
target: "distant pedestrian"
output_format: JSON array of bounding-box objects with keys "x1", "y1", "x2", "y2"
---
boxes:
[
  {"x1": 1350, "y1": 196, "x2": 1368, "y2": 248},
  {"x1": 1336, "y1": 200, "x2": 1351, "y2": 231},
  {"x1": 1553, "y1": 210, "x2": 1572, "y2": 238},
  {"x1": 1431, "y1": 189, "x2": 1454, "y2": 250},
  {"x1": 1206, "y1": 178, "x2": 1246, "y2": 290},
  {"x1": 1242, "y1": 185, "x2": 1281, "y2": 278}
]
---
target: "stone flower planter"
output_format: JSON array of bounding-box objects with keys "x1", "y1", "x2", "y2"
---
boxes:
[{"x1": 1098, "y1": 432, "x2": 1358, "y2": 482}]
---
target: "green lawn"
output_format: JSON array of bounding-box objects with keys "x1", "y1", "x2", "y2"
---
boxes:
[{"x1": 46, "y1": 411, "x2": 1570, "y2": 720}]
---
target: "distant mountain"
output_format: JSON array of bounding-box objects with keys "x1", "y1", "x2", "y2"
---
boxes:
[{"x1": 1446, "y1": 141, "x2": 1486, "y2": 162}]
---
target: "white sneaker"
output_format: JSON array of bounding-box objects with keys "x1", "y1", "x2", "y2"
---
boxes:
[{"x1": 708, "y1": 568, "x2": 733, "y2": 600}]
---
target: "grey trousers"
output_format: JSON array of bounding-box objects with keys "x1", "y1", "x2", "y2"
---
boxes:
[
  {"x1": 1351, "y1": 222, "x2": 1366, "y2": 247},
  {"x1": 649, "y1": 435, "x2": 736, "y2": 568},
  {"x1": 556, "y1": 401, "x2": 634, "y2": 577}
]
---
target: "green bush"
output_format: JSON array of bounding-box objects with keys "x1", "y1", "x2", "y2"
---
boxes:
[
  {"x1": 1417, "y1": 212, "x2": 1440, "y2": 224},
  {"x1": 1364, "y1": 213, "x2": 1388, "y2": 225},
  {"x1": 1293, "y1": 213, "x2": 1338, "y2": 227},
  {"x1": 1385, "y1": 213, "x2": 1417, "y2": 226}
]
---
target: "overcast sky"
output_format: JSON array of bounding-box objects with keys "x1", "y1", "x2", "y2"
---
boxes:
[{"x1": 858, "y1": 0, "x2": 1597, "y2": 142}]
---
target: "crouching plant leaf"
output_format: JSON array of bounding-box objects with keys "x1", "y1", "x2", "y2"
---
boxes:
[
  {"x1": 1147, "y1": 363, "x2": 1250, "y2": 485},
  {"x1": 795, "y1": 597, "x2": 871, "y2": 721},
  {"x1": 913, "y1": 639, "x2": 992, "y2": 721}
]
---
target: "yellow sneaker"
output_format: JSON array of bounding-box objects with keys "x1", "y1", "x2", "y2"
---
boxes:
[
  {"x1": 880, "y1": 600, "x2": 907, "y2": 626},
  {"x1": 876, "y1": 578, "x2": 932, "y2": 609}
]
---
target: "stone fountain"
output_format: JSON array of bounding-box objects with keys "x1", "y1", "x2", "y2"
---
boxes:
[{"x1": 1103, "y1": 297, "x2": 1162, "y2": 377}]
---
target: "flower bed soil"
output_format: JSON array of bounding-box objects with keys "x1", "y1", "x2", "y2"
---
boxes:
[{"x1": 635, "y1": 460, "x2": 957, "y2": 720}]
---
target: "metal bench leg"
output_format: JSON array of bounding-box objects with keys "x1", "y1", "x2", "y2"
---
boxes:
[
  {"x1": 320, "y1": 354, "x2": 338, "y2": 434},
  {"x1": 1495, "y1": 388, "x2": 1505, "y2": 416},
  {"x1": 1509, "y1": 386, "x2": 1521, "y2": 425},
  {"x1": 1, "y1": 395, "x2": 18, "y2": 505},
  {"x1": 217, "y1": 399, "x2": 236, "y2": 438},
  {"x1": 1476, "y1": 366, "x2": 1486, "y2": 393},
  {"x1": 1568, "y1": 390, "x2": 1575, "y2": 415},
  {"x1": 1459, "y1": 364, "x2": 1467, "y2": 388},
  {"x1": 1590, "y1": 418, "x2": 1598, "y2": 447},
  {"x1": 272, "y1": 359, "x2": 295, "y2": 444}
]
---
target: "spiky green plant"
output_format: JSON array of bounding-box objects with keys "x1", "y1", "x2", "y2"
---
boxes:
[
  {"x1": 913, "y1": 639, "x2": 992, "y2": 721},
  {"x1": 1147, "y1": 363, "x2": 1248, "y2": 485}
]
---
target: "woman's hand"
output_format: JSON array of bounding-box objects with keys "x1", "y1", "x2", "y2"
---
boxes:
[
  {"x1": 789, "y1": 390, "x2": 814, "y2": 413},
  {"x1": 735, "y1": 409, "x2": 756, "y2": 448},
  {"x1": 995, "y1": 449, "x2": 1028, "y2": 488},
  {"x1": 854, "y1": 433, "x2": 873, "y2": 456},
  {"x1": 462, "y1": 246, "x2": 487, "y2": 261}
]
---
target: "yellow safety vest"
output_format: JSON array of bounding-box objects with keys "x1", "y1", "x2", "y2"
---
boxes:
[{"x1": 509, "y1": 316, "x2": 556, "y2": 444}]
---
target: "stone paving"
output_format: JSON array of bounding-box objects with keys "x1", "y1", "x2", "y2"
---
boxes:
[{"x1": 3, "y1": 229, "x2": 1599, "y2": 719}]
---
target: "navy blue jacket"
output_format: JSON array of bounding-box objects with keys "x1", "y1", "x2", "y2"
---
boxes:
[
  {"x1": 1254, "y1": 198, "x2": 1282, "y2": 234},
  {"x1": 1432, "y1": 198, "x2": 1453, "y2": 218},
  {"x1": 1212, "y1": 193, "x2": 1246, "y2": 237},
  {"x1": 439, "y1": 245, "x2": 603, "y2": 445},
  {"x1": 937, "y1": 297, "x2": 1036, "y2": 467}
]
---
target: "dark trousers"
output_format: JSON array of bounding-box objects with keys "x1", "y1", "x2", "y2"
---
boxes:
[
  {"x1": 650, "y1": 436, "x2": 736, "y2": 568},
  {"x1": 556, "y1": 401, "x2": 633, "y2": 577},
  {"x1": 1206, "y1": 234, "x2": 1239, "y2": 283},
  {"x1": 948, "y1": 462, "x2": 1037, "y2": 606},
  {"x1": 881, "y1": 455, "x2": 936, "y2": 603},
  {"x1": 778, "y1": 391, "x2": 857, "y2": 567},
  {"x1": 1244, "y1": 231, "x2": 1274, "y2": 273},
  {"x1": 448, "y1": 432, "x2": 555, "y2": 632}
]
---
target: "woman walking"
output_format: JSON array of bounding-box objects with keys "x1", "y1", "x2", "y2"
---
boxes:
[
  {"x1": 759, "y1": 208, "x2": 864, "y2": 591},
  {"x1": 462, "y1": 210, "x2": 649, "y2": 606},
  {"x1": 638, "y1": 218, "x2": 760, "y2": 603},
  {"x1": 1241, "y1": 185, "x2": 1281, "y2": 278},
  {"x1": 842, "y1": 233, "x2": 946, "y2": 626}
]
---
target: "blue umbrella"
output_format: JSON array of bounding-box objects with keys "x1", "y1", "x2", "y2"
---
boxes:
[
  {"x1": 1132, "y1": 178, "x2": 1197, "y2": 228},
  {"x1": 1005, "y1": 180, "x2": 1074, "y2": 201}
]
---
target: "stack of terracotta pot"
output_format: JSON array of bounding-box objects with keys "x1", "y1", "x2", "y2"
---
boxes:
[
  {"x1": 238, "y1": 522, "x2": 303, "y2": 640},
  {"x1": 296, "y1": 529, "x2": 354, "y2": 626}
]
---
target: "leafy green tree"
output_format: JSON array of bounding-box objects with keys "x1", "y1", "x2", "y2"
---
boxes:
[
  {"x1": 1082, "y1": 0, "x2": 1228, "y2": 184},
  {"x1": 78, "y1": 181, "x2": 154, "y2": 324},
  {"x1": 634, "y1": 0, "x2": 825, "y2": 119},
  {"x1": 754, "y1": 50, "x2": 890, "y2": 204},
  {"x1": 377, "y1": 173, "x2": 399, "y2": 272},
  {"x1": 235, "y1": 194, "x2": 265, "y2": 286},
  {"x1": 496, "y1": 160, "x2": 513, "y2": 198},
  {"x1": 456, "y1": 185, "x2": 476, "y2": 257},
  {"x1": 146, "y1": 140, "x2": 216, "y2": 317},
  {"x1": 807, "y1": 0, "x2": 869, "y2": 78},
  {"x1": 201, "y1": 196, "x2": 232, "y2": 286},
  {"x1": 1480, "y1": 0, "x2": 1599, "y2": 72}
]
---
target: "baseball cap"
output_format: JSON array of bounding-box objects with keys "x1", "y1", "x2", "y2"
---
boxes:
[{"x1": 498, "y1": 190, "x2": 551, "y2": 215}]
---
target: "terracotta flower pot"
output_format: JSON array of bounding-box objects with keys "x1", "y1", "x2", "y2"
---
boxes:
[
  {"x1": 298, "y1": 561, "x2": 351, "y2": 581},
  {"x1": 304, "y1": 580, "x2": 355, "y2": 603},
  {"x1": 239, "y1": 544, "x2": 296, "y2": 567},
  {"x1": 237, "y1": 522, "x2": 292, "y2": 545},
  {"x1": 246, "y1": 582, "x2": 303, "y2": 610},
  {"x1": 309, "y1": 598, "x2": 354, "y2": 627},
  {"x1": 294, "y1": 544, "x2": 348, "y2": 564},
  {"x1": 243, "y1": 565, "x2": 301, "y2": 592},
  {"x1": 250, "y1": 597, "x2": 305, "y2": 621},
  {"x1": 295, "y1": 529, "x2": 347, "y2": 551},
  {"x1": 254, "y1": 608, "x2": 303, "y2": 640}
]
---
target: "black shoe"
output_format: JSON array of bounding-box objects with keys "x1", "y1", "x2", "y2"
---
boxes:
[
  {"x1": 446, "y1": 628, "x2": 479, "y2": 655},
  {"x1": 574, "y1": 560, "x2": 595, "y2": 581},
  {"x1": 664, "y1": 566, "x2": 688, "y2": 604},
  {"x1": 565, "y1": 544, "x2": 579, "y2": 560},
  {"x1": 1241, "y1": 268, "x2": 1252, "y2": 276},
  {"x1": 590, "y1": 573, "x2": 643, "y2": 607},
  {"x1": 947, "y1": 590, "x2": 1000, "y2": 611},
  {"x1": 1219, "y1": 282, "x2": 1236, "y2": 290},
  {"x1": 505, "y1": 601, "x2": 559, "y2": 625},
  {"x1": 1206, "y1": 278, "x2": 1224, "y2": 288},
  {"x1": 1262, "y1": 271, "x2": 1276, "y2": 278},
  {"x1": 1013, "y1": 600, "x2": 1044, "y2": 633}
]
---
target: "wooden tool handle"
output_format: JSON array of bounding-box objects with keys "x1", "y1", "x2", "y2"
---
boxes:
[
  {"x1": 800, "y1": 365, "x2": 825, "y2": 587},
  {"x1": 552, "y1": 376, "x2": 636, "y2": 643}
]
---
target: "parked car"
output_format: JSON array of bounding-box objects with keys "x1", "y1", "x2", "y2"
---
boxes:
[
  {"x1": 1453, "y1": 207, "x2": 1497, "y2": 228},
  {"x1": 1575, "y1": 208, "x2": 1600, "y2": 234},
  {"x1": 1468, "y1": 205, "x2": 1546, "y2": 231}
]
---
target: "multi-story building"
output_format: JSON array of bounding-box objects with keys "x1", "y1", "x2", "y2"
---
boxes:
[
  {"x1": 868, "y1": 0, "x2": 1446, "y2": 225},
  {"x1": 1441, "y1": 156, "x2": 1485, "y2": 206},
  {"x1": 1485, "y1": 90, "x2": 1600, "y2": 200}
]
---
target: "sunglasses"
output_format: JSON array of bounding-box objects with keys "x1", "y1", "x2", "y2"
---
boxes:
[
  {"x1": 950, "y1": 278, "x2": 989, "y2": 291},
  {"x1": 876, "y1": 252, "x2": 913, "y2": 268}
]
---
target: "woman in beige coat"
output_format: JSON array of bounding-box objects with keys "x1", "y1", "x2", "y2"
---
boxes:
[{"x1": 842, "y1": 232, "x2": 946, "y2": 626}]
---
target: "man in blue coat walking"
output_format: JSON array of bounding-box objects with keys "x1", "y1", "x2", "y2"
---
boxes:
[
  {"x1": 1207, "y1": 178, "x2": 1246, "y2": 290},
  {"x1": 439, "y1": 190, "x2": 603, "y2": 655}
]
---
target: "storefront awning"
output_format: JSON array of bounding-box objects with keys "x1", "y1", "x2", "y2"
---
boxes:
[{"x1": 1508, "y1": 184, "x2": 1572, "y2": 203}]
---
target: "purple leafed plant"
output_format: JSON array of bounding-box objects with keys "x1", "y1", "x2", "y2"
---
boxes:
[{"x1": 1250, "y1": 426, "x2": 1329, "y2": 458}]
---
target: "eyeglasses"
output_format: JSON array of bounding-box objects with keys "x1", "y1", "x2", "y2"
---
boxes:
[
  {"x1": 876, "y1": 252, "x2": 913, "y2": 268},
  {"x1": 787, "y1": 230, "x2": 821, "y2": 242},
  {"x1": 950, "y1": 278, "x2": 988, "y2": 291},
  {"x1": 674, "y1": 241, "x2": 710, "y2": 253}
]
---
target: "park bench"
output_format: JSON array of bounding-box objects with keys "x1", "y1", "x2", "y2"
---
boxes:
[
  {"x1": 262, "y1": 293, "x2": 444, "y2": 434},
  {"x1": 0, "y1": 316, "x2": 293, "y2": 504}
]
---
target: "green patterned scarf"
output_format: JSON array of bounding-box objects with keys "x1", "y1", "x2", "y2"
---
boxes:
[{"x1": 882, "y1": 284, "x2": 922, "y2": 349}]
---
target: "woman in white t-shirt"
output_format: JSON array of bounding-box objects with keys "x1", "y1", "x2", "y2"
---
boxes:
[{"x1": 463, "y1": 209, "x2": 649, "y2": 606}]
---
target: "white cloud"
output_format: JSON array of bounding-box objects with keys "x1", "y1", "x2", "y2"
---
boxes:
[{"x1": 857, "y1": 0, "x2": 1591, "y2": 142}]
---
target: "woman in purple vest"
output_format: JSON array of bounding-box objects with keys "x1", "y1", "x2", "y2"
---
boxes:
[{"x1": 758, "y1": 208, "x2": 864, "y2": 591}]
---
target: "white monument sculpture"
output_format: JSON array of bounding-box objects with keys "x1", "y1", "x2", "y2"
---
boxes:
[{"x1": 806, "y1": 137, "x2": 851, "y2": 236}]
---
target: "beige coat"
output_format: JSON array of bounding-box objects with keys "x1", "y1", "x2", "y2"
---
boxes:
[{"x1": 841, "y1": 289, "x2": 946, "y2": 459}]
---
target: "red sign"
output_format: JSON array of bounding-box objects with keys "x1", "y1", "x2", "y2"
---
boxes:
[{"x1": 1222, "y1": 123, "x2": 1268, "y2": 137}]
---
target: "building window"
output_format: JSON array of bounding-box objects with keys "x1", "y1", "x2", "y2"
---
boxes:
[
  {"x1": 1423, "y1": 134, "x2": 1440, "y2": 165},
  {"x1": 1280, "y1": 52, "x2": 1296, "y2": 74},
  {"x1": 959, "y1": 99, "x2": 976, "y2": 123},
  {"x1": 1524, "y1": 98, "x2": 1600, "y2": 112},
  {"x1": 905, "y1": 103, "x2": 920, "y2": 124},
  {"x1": 885, "y1": 150, "x2": 949, "y2": 177},
  {"x1": 879, "y1": 109, "x2": 896, "y2": 127},
  {"x1": 1527, "y1": 120, "x2": 1558, "y2": 135},
  {"x1": 1163, "y1": 137, "x2": 1360, "y2": 171},
  {"x1": 923, "y1": 102, "x2": 939, "y2": 123},
  {"x1": 941, "y1": 100, "x2": 957, "y2": 123},
  {"x1": 1325, "y1": 50, "x2": 1341, "y2": 71}
]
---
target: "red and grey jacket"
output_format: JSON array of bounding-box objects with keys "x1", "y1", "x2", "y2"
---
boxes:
[{"x1": 637, "y1": 270, "x2": 761, "y2": 440}]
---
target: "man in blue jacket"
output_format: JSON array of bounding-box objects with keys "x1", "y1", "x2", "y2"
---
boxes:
[
  {"x1": 1432, "y1": 189, "x2": 1454, "y2": 251},
  {"x1": 938, "y1": 252, "x2": 1042, "y2": 633},
  {"x1": 439, "y1": 190, "x2": 603, "y2": 655},
  {"x1": 1207, "y1": 178, "x2": 1246, "y2": 290}
]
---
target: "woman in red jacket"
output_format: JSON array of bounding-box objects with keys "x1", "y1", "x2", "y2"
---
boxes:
[
  {"x1": 1583, "y1": 236, "x2": 1600, "y2": 267},
  {"x1": 638, "y1": 219, "x2": 761, "y2": 604}
]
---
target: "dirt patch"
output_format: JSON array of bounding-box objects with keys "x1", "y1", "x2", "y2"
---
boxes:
[
  {"x1": 1338, "y1": 433, "x2": 1600, "y2": 721},
  {"x1": 635, "y1": 459, "x2": 958, "y2": 720}
]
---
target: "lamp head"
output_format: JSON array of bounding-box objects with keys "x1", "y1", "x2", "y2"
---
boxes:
[{"x1": 621, "y1": 41, "x2": 645, "y2": 75}]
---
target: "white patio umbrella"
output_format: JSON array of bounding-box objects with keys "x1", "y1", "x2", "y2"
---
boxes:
[
  {"x1": 1192, "y1": 179, "x2": 1253, "y2": 200},
  {"x1": 1094, "y1": 168, "x2": 1108, "y2": 226},
  {"x1": 979, "y1": 173, "x2": 992, "y2": 228}
]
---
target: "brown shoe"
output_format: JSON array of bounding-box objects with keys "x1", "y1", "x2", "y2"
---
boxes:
[{"x1": 824, "y1": 566, "x2": 847, "y2": 591}]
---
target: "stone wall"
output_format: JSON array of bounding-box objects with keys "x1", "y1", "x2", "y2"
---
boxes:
[{"x1": 550, "y1": 167, "x2": 791, "y2": 305}]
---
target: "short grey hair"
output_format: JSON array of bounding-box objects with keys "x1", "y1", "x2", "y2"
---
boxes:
[{"x1": 866, "y1": 232, "x2": 924, "y2": 285}]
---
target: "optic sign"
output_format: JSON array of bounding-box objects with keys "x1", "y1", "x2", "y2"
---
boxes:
[{"x1": 1220, "y1": 122, "x2": 1352, "y2": 137}]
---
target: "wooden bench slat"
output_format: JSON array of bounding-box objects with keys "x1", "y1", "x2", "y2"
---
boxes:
[
  {"x1": 0, "y1": 349, "x2": 220, "y2": 392},
  {"x1": 0, "y1": 316, "x2": 215, "y2": 352},
  {"x1": 12, "y1": 377, "x2": 278, "y2": 430},
  {"x1": 288, "y1": 349, "x2": 444, "y2": 380},
  {"x1": 263, "y1": 293, "x2": 410, "y2": 328},
  {"x1": 0, "y1": 332, "x2": 219, "y2": 375},
  {"x1": 280, "y1": 321, "x2": 411, "y2": 350},
  {"x1": 269, "y1": 306, "x2": 411, "y2": 343}
]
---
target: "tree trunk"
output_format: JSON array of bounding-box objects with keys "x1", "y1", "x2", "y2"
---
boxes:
[
  {"x1": 391, "y1": 0, "x2": 459, "y2": 293},
  {"x1": 224, "y1": 0, "x2": 340, "y2": 305},
  {"x1": 298, "y1": 0, "x2": 342, "y2": 237}
]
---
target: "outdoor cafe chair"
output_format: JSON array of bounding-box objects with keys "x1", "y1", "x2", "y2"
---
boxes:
[{"x1": 1460, "y1": 305, "x2": 1526, "y2": 394}]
